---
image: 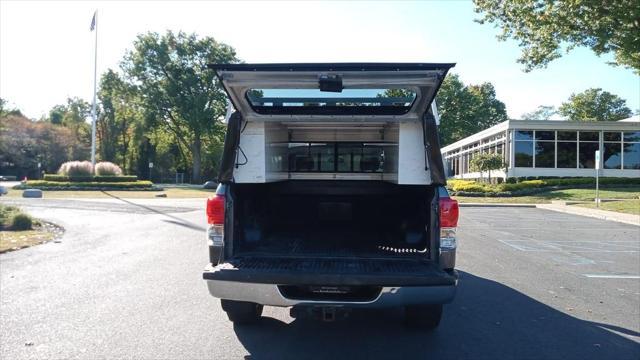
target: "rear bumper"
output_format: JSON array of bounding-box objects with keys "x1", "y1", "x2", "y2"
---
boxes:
[
  {"x1": 205, "y1": 279, "x2": 457, "y2": 307},
  {"x1": 203, "y1": 259, "x2": 458, "y2": 307}
]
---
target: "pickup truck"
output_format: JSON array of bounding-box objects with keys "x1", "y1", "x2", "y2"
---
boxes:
[{"x1": 203, "y1": 63, "x2": 459, "y2": 330}]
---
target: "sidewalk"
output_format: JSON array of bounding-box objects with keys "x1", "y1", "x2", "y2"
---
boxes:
[
  {"x1": 458, "y1": 203, "x2": 536, "y2": 208},
  {"x1": 536, "y1": 201, "x2": 640, "y2": 226}
]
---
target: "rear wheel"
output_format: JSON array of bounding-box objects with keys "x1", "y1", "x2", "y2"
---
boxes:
[
  {"x1": 221, "y1": 299, "x2": 263, "y2": 324},
  {"x1": 404, "y1": 304, "x2": 442, "y2": 330}
]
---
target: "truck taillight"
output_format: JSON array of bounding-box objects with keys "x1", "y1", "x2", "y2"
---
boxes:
[
  {"x1": 206, "y1": 194, "x2": 225, "y2": 247},
  {"x1": 206, "y1": 194, "x2": 225, "y2": 225},
  {"x1": 439, "y1": 197, "x2": 459, "y2": 250}
]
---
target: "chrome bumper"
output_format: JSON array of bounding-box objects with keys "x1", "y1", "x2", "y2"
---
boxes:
[{"x1": 205, "y1": 279, "x2": 457, "y2": 307}]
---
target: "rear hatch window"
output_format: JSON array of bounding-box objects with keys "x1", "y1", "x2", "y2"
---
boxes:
[
  {"x1": 246, "y1": 88, "x2": 416, "y2": 115},
  {"x1": 210, "y1": 63, "x2": 455, "y2": 120}
]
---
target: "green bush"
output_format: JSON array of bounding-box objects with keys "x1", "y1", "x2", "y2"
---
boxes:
[
  {"x1": 0, "y1": 205, "x2": 20, "y2": 227},
  {"x1": 9, "y1": 213, "x2": 32, "y2": 230},
  {"x1": 498, "y1": 180, "x2": 545, "y2": 192},
  {"x1": 448, "y1": 177, "x2": 640, "y2": 195},
  {"x1": 452, "y1": 183, "x2": 489, "y2": 192},
  {"x1": 93, "y1": 175, "x2": 138, "y2": 182},
  {"x1": 43, "y1": 174, "x2": 138, "y2": 182},
  {"x1": 20, "y1": 180, "x2": 153, "y2": 190},
  {"x1": 42, "y1": 174, "x2": 68, "y2": 181}
]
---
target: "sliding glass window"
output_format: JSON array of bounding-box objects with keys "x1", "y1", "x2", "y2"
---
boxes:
[{"x1": 285, "y1": 142, "x2": 385, "y2": 173}]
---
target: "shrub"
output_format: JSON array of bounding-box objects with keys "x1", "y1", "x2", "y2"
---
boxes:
[
  {"x1": 93, "y1": 175, "x2": 138, "y2": 182},
  {"x1": 9, "y1": 213, "x2": 32, "y2": 230},
  {"x1": 42, "y1": 174, "x2": 138, "y2": 182},
  {"x1": 497, "y1": 180, "x2": 544, "y2": 192},
  {"x1": 95, "y1": 162, "x2": 123, "y2": 176},
  {"x1": 42, "y1": 174, "x2": 68, "y2": 182},
  {"x1": 453, "y1": 183, "x2": 489, "y2": 192},
  {"x1": 0, "y1": 204, "x2": 20, "y2": 227},
  {"x1": 447, "y1": 179, "x2": 489, "y2": 192},
  {"x1": 19, "y1": 180, "x2": 154, "y2": 190},
  {"x1": 58, "y1": 161, "x2": 93, "y2": 177}
]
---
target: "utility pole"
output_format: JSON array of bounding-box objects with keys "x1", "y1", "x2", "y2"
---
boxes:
[{"x1": 90, "y1": 10, "x2": 98, "y2": 167}]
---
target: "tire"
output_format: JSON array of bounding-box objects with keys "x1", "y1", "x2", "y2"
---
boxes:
[
  {"x1": 404, "y1": 304, "x2": 443, "y2": 330},
  {"x1": 221, "y1": 299, "x2": 263, "y2": 324}
]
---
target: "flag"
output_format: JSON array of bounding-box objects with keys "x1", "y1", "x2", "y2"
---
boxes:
[{"x1": 90, "y1": 11, "x2": 97, "y2": 31}]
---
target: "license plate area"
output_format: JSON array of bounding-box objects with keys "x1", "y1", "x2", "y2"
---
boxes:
[{"x1": 278, "y1": 285, "x2": 382, "y2": 302}]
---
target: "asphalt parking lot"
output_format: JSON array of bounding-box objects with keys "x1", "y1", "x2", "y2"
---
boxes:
[{"x1": 0, "y1": 198, "x2": 638, "y2": 359}]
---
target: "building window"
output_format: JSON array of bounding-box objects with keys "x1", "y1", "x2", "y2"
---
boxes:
[
  {"x1": 557, "y1": 131, "x2": 577, "y2": 141},
  {"x1": 515, "y1": 141, "x2": 533, "y2": 167},
  {"x1": 535, "y1": 130, "x2": 555, "y2": 168},
  {"x1": 603, "y1": 132, "x2": 622, "y2": 169},
  {"x1": 515, "y1": 130, "x2": 534, "y2": 141},
  {"x1": 557, "y1": 131, "x2": 577, "y2": 168},
  {"x1": 623, "y1": 131, "x2": 640, "y2": 169},
  {"x1": 578, "y1": 131, "x2": 599, "y2": 168}
]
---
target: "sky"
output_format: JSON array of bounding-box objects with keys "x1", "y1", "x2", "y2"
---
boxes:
[{"x1": 1, "y1": 0, "x2": 639, "y2": 120}]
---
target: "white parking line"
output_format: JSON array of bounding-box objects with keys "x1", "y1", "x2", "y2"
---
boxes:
[{"x1": 582, "y1": 274, "x2": 640, "y2": 279}]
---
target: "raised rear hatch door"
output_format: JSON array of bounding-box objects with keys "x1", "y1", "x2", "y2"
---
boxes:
[{"x1": 209, "y1": 63, "x2": 455, "y2": 121}]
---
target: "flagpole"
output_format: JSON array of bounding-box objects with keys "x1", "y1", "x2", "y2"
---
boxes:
[{"x1": 90, "y1": 10, "x2": 98, "y2": 167}]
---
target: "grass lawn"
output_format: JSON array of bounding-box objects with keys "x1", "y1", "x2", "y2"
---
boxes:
[
  {"x1": 574, "y1": 199, "x2": 640, "y2": 216},
  {"x1": 453, "y1": 187, "x2": 640, "y2": 205},
  {"x1": 5, "y1": 187, "x2": 215, "y2": 199},
  {"x1": 0, "y1": 229, "x2": 55, "y2": 253}
]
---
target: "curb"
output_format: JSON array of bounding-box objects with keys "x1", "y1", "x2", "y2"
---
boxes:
[
  {"x1": 458, "y1": 203, "x2": 537, "y2": 208},
  {"x1": 536, "y1": 204, "x2": 640, "y2": 226}
]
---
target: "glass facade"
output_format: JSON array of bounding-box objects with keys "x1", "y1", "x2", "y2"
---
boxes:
[{"x1": 442, "y1": 125, "x2": 640, "y2": 178}]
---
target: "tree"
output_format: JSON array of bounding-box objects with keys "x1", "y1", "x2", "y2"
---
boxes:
[
  {"x1": 0, "y1": 98, "x2": 23, "y2": 117},
  {"x1": 0, "y1": 114, "x2": 78, "y2": 178},
  {"x1": 48, "y1": 105, "x2": 66, "y2": 125},
  {"x1": 377, "y1": 88, "x2": 414, "y2": 98},
  {"x1": 122, "y1": 31, "x2": 239, "y2": 183},
  {"x1": 436, "y1": 74, "x2": 508, "y2": 145},
  {"x1": 521, "y1": 105, "x2": 557, "y2": 120},
  {"x1": 473, "y1": 0, "x2": 640, "y2": 73},
  {"x1": 97, "y1": 69, "x2": 143, "y2": 171},
  {"x1": 558, "y1": 88, "x2": 632, "y2": 121},
  {"x1": 469, "y1": 152, "x2": 504, "y2": 182},
  {"x1": 45, "y1": 98, "x2": 92, "y2": 160}
]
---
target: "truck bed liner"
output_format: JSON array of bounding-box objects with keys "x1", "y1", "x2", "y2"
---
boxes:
[{"x1": 203, "y1": 257, "x2": 456, "y2": 286}]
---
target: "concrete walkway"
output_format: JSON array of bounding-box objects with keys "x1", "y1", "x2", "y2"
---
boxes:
[
  {"x1": 458, "y1": 203, "x2": 536, "y2": 208},
  {"x1": 536, "y1": 202, "x2": 640, "y2": 226}
]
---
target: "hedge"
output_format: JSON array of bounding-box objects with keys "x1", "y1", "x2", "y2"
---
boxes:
[
  {"x1": 42, "y1": 174, "x2": 138, "y2": 182},
  {"x1": 447, "y1": 177, "x2": 640, "y2": 195},
  {"x1": 16, "y1": 180, "x2": 154, "y2": 190}
]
